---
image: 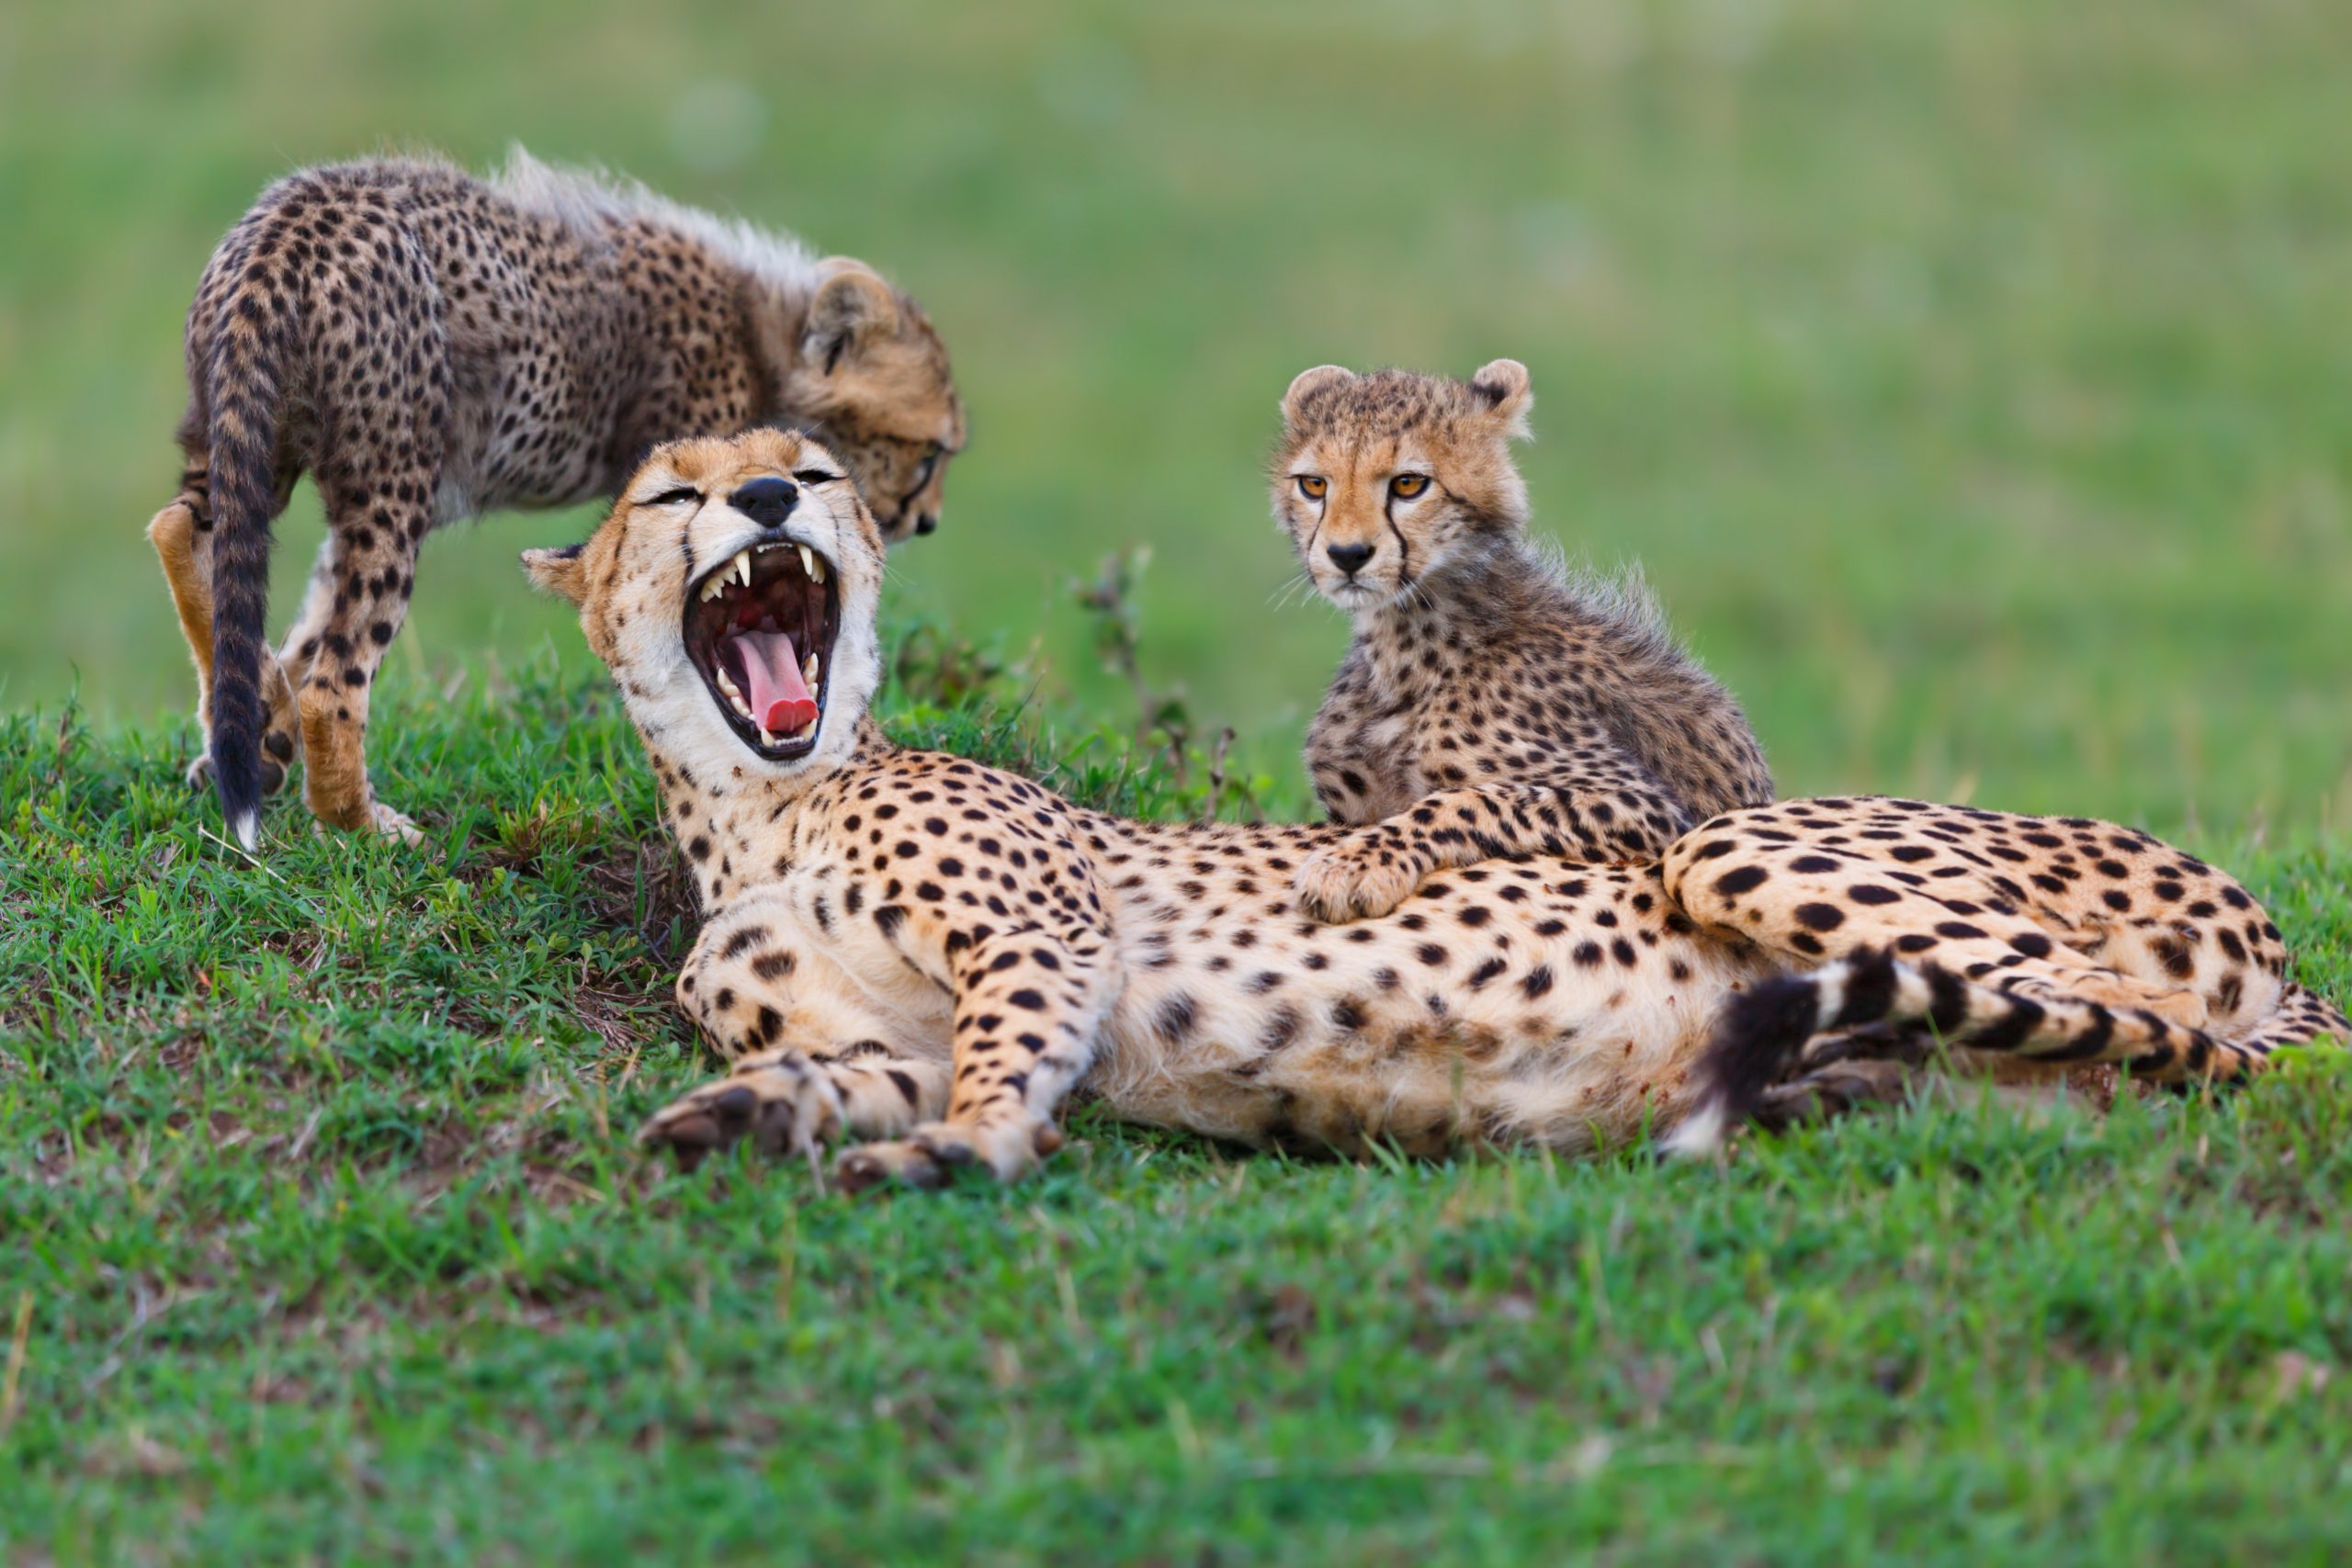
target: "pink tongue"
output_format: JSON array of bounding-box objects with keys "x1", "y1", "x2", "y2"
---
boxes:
[{"x1": 729, "y1": 630, "x2": 818, "y2": 735}]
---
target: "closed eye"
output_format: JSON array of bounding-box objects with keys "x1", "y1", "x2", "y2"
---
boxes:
[
  {"x1": 639, "y1": 486, "x2": 702, "y2": 508},
  {"x1": 793, "y1": 468, "x2": 846, "y2": 485}
]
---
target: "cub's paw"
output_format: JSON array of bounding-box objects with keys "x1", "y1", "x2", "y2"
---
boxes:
[
  {"x1": 306, "y1": 800, "x2": 426, "y2": 849},
  {"x1": 368, "y1": 799, "x2": 425, "y2": 846},
  {"x1": 639, "y1": 1052, "x2": 845, "y2": 1172},
  {"x1": 1293, "y1": 837, "x2": 1425, "y2": 925},
  {"x1": 834, "y1": 1113, "x2": 1066, "y2": 1193}
]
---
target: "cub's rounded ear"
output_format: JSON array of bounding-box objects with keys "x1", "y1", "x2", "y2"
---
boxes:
[
  {"x1": 1282, "y1": 364, "x2": 1353, "y2": 427},
  {"x1": 521, "y1": 544, "x2": 588, "y2": 605},
  {"x1": 805, "y1": 260, "x2": 901, "y2": 374},
  {"x1": 1468, "y1": 358, "x2": 1533, "y2": 438}
]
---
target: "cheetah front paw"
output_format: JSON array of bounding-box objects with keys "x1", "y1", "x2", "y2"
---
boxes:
[
  {"x1": 1293, "y1": 838, "x2": 1427, "y2": 924},
  {"x1": 834, "y1": 1113, "x2": 1067, "y2": 1192},
  {"x1": 639, "y1": 1052, "x2": 846, "y2": 1172}
]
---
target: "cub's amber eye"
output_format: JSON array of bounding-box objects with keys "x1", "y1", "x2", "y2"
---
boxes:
[
  {"x1": 1296, "y1": 476, "x2": 1329, "y2": 501},
  {"x1": 1389, "y1": 474, "x2": 1430, "y2": 500}
]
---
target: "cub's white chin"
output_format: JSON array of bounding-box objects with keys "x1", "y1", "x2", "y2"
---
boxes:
[{"x1": 1324, "y1": 581, "x2": 1396, "y2": 615}]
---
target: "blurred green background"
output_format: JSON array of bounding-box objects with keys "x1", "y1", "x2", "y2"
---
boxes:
[{"x1": 3, "y1": 0, "x2": 2347, "y2": 834}]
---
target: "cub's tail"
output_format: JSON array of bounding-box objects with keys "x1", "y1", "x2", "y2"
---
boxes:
[
  {"x1": 1664, "y1": 949, "x2": 2278, "y2": 1156},
  {"x1": 201, "y1": 272, "x2": 293, "y2": 852}
]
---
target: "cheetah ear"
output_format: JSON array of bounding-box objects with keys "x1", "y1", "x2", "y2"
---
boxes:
[
  {"x1": 1282, "y1": 365, "x2": 1353, "y2": 427},
  {"x1": 805, "y1": 260, "x2": 900, "y2": 374},
  {"x1": 1468, "y1": 358, "x2": 1533, "y2": 438},
  {"x1": 521, "y1": 544, "x2": 588, "y2": 605}
]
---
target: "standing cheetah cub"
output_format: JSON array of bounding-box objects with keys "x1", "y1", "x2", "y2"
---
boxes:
[
  {"x1": 527, "y1": 429, "x2": 2339, "y2": 1190},
  {"x1": 146, "y1": 149, "x2": 963, "y2": 852},
  {"x1": 1274, "y1": 361, "x2": 1773, "y2": 925}
]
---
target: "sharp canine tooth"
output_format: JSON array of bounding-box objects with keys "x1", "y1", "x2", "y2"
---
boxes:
[
  {"x1": 797, "y1": 545, "x2": 813, "y2": 577},
  {"x1": 734, "y1": 550, "x2": 752, "y2": 587},
  {"x1": 803, "y1": 652, "x2": 820, "y2": 685},
  {"x1": 809, "y1": 554, "x2": 826, "y2": 583},
  {"x1": 760, "y1": 728, "x2": 775, "y2": 747}
]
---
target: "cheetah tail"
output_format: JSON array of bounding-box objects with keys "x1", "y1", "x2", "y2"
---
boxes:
[
  {"x1": 201, "y1": 273, "x2": 291, "y2": 852},
  {"x1": 1663, "y1": 949, "x2": 2252, "y2": 1156}
]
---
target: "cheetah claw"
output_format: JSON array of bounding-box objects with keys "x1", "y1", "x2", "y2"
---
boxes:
[{"x1": 835, "y1": 1114, "x2": 1066, "y2": 1192}]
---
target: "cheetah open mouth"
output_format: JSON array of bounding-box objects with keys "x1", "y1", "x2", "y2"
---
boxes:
[{"x1": 682, "y1": 535, "x2": 839, "y2": 760}]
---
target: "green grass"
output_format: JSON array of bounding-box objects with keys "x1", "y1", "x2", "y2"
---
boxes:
[{"x1": 5, "y1": 653, "x2": 2350, "y2": 1564}]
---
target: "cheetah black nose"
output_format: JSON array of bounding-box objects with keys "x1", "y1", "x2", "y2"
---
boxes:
[
  {"x1": 730, "y1": 477, "x2": 798, "y2": 528},
  {"x1": 914, "y1": 513, "x2": 939, "y2": 536},
  {"x1": 1325, "y1": 542, "x2": 1375, "y2": 578}
]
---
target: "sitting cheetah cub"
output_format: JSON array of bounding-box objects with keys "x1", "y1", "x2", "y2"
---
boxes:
[
  {"x1": 527, "y1": 429, "x2": 2340, "y2": 1189},
  {"x1": 146, "y1": 149, "x2": 963, "y2": 852},
  {"x1": 1273, "y1": 360, "x2": 1773, "y2": 925}
]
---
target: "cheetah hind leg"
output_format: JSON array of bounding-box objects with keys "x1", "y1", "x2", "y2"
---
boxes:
[
  {"x1": 1661, "y1": 827, "x2": 2214, "y2": 1032},
  {"x1": 148, "y1": 498, "x2": 301, "y2": 797}
]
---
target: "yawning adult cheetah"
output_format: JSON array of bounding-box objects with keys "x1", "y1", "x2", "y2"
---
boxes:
[
  {"x1": 147, "y1": 149, "x2": 963, "y2": 851},
  {"x1": 526, "y1": 429, "x2": 2342, "y2": 1188}
]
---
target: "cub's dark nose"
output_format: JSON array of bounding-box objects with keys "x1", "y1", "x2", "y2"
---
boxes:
[
  {"x1": 1325, "y1": 542, "x2": 1375, "y2": 578},
  {"x1": 914, "y1": 513, "x2": 939, "y2": 536},
  {"x1": 731, "y1": 477, "x2": 798, "y2": 528}
]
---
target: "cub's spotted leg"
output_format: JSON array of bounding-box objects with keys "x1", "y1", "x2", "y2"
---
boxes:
[
  {"x1": 641, "y1": 905, "x2": 950, "y2": 1168},
  {"x1": 293, "y1": 444, "x2": 442, "y2": 842},
  {"x1": 835, "y1": 929, "x2": 1114, "y2": 1191},
  {"x1": 145, "y1": 463, "x2": 302, "y2": 797},
  {"x1": 1295, "y1": 775, "x2": 1688, "y2": 924},
  {"x1": 1660, "y1": 829, "x2": 2212, "y2": 1032},
  {"x1": 275, "y1": 535, "x2": 345, "y2": 696}
]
